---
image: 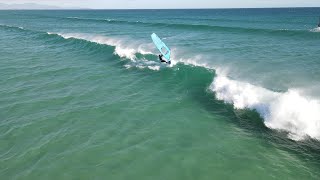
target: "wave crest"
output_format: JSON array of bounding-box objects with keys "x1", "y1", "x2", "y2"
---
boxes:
[
  {"x1": 52, "y1": 33, "x2": 153, "y2": 60},
  {"x1": 210, "y1": 73, "x2": 320, "y2": 140}
]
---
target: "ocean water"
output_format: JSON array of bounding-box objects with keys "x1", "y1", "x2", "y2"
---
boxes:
[{"x1": 1, "y1": 8, "x2": 320, "y2": 179}]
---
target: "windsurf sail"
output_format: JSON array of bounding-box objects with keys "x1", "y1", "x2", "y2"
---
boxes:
[{"x1": 151, "y1": 33, "x2": 171, "y2": 62}]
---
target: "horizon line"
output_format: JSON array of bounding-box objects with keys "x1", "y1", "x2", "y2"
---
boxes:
[{"x1": 0, "y1": 6, "x2": 320, "y2": 10}]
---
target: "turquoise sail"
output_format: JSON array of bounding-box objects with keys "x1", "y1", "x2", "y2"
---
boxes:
[{"x1": 151, "y1": 33, "x2": 171, "y2": 62}]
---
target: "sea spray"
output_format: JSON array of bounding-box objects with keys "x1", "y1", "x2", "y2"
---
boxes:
[{"x1": 210, "y1": 73, "x2": 320, "y2": 140}]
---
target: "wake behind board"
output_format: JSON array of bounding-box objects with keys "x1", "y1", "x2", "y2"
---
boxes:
[{"x1": 151, "y1": 33, "x2": 171, "y2": 63}]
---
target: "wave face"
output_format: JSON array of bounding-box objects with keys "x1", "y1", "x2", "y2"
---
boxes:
[
  {"x1": 211, "y1": 73, "x2": 320, "y2": 140},
  {"x1": 2, "y1": 8, "x2": 320, "y2": 180},
  {"x1": 43, "y1": 30, "x2": 320, "y2": 141},
  {"x1": 53, "y1": 33, "x2": 153, "y2": 59}
]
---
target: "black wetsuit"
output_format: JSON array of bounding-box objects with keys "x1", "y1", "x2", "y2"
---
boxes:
[{"x1": 159, "y1": 55, "x2": 167, "y2": 63}]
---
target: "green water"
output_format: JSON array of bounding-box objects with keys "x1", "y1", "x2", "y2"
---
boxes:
[{"x1": 1, "y1": 9, "x2": 320, "y2": 179}]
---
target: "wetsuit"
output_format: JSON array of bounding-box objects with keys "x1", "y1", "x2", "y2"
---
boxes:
[{"x1": 159, "y1": 55, "x2": 167, "y2": 63}]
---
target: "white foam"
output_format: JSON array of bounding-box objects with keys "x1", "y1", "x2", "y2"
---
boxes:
[
  {"x1": 138, "y1": 46, "x2": 153, "y2": 55},
  {"x1": 266, "y1": 90, "x2": 320, "y2": 140},
  {"x1": 53, "y1": 33, "x2": 153, "y2": 60},
  {"x1": 114, "y1": 46, "x2": 136, "y2": 60},
  {"x1": 147, "y1": 65, "x2": 160, "y2": 71},
  {"x1": 124, "y1": 59, "x2": 161, "y2": 71},
  {"x1": 129, "y1": 64, "x2": 160, "y2": 71},
  {"x1": 168, "y1": 48, "x2": 215, "y2": 69},
  {"x1": 310, "y1": 27, "x2": 320, "y2": 32},
  {"x1": 210, "y1": 73, "x2": 320, "y2": 140},
  {"x1": 67, "y1": 17, "x2": 79, "y2": 19},
  {"x1": 124, "y1": 64, "x2": 131, "y2": 69},
  {"x1": 172, "y1": 55, "x2": 208, "y2": 67}
]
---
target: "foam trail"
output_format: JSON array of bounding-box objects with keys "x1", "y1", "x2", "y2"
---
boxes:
[{"x1": 210, "y1": 71, "x2": 320, "y2": 140}]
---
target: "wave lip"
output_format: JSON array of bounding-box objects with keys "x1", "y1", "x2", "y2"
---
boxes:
[
  {"x1": 53, "y1": 33, "x2": 154, "y2": 61},
  {"x1": 49, "y1": 32, "x2": 163, "y2": 71},
  {"x1": 210, "y1": 73, "x2": 320, "y2": 140}
]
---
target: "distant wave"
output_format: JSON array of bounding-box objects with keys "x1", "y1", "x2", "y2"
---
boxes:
[
  {"x1": 0, "y1": 25, "x2": 153, "y2": 61},
  {"x1": 0, "y1": 24, "x2": 25, "y2": 30},
  {"x1": 66, "y1": 16, "x2": 125, "y2": 23},
  {"x1": 67, "y1": 16, "x2": 115, "y2": 22},
  {"x1": 64, "y1": 16, "x2": 299, "y2": 27},
  {"x1": 63, "y1": 17, "x2": 320, "y2": 39}
]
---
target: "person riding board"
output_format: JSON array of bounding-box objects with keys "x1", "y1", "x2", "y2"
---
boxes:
[{"x1": 159, "y1": 54, "x2": 169, "y2": 63}]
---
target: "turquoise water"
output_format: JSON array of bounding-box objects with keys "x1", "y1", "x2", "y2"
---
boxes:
[{"x1": 1, "y1": 8, "x2": 320, "y2": 179}]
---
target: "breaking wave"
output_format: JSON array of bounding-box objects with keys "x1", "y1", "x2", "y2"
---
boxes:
[
  {"x1": 210, "y1": 70, "x2": 320, "y2": 140},
  {"x1": 42, "y1": 30, "x2": 320, "y2": 141}
]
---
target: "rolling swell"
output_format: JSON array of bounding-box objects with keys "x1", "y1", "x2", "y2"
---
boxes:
[
  {"x1": 0, "y1": 24, "x2": 25, "y2": 31},
  {"x1": 0, "y1": 24, "x2": 149, "y2": 65},
  {"x1": 51, "y1": 32, "x2": 320, "y2": 141},
  {"x1": 3, "y1": 24, "x2": 320, "y2": 142},
  {"x1": 0, "y1": 24, "x2": 116, "y2": 57},
  {"x1": 63, "y1": 16, "x2": 320, "y2": 39}
]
